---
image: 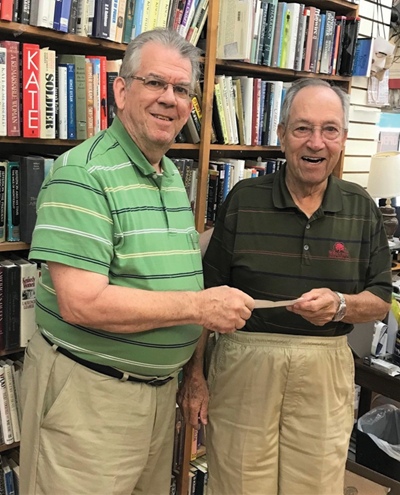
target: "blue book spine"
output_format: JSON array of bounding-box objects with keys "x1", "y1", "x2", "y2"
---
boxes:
[
  {"x1": 277, "y1": 2, "x2": 287, "y2": 67},
  {"x1": 316, "y1": 13, "x2": 326, "y2": 72},
  {"x1": 264, "y1": 0, "x2": 278, "y2": 66},
  {"x1": 61, "y1": 64, "x2": 76, "y2": 139},
  {"x1": 59, "y1": 0, "x2": 72, "y2": 32},
  {"x1": 53, "y1": 0, "x2": 63, "y2": 29},
  {"x1": 132, "y1": 0, "x2": 145, "y2": 37},
  {"x1": 4, "y1": 469, "x2": 15, "y2": 495},
  {"x1": 258, "y1": 81, "x2": 266, "y2": 145},
  {"x1": 7, "y1": 161, "x2": 20, "y2": 242},
  {"x1": 222, "y1": 163, "x2": 231, "y2": 200}
]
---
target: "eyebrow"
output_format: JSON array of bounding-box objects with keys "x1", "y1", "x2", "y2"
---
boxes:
[
  {"x1": 290, "y1": 119, "x2": 342, "y2": 126},
  {"x1": 147, "y1": 72, "x2": 192, "y2": 87}
]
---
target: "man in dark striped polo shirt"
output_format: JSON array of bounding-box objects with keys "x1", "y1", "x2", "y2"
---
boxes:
[
  {"x1": 20, "y1": 30, "x2": 253, "y2": 495},
  {"x1": 179, "y1": 79, "x2": 392, "y2": 495}
]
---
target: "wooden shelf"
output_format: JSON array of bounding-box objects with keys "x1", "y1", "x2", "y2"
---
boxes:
[
  {"x1": 0, "y1": 137, "x2": 84, "y2": 146},
  {"x1": 170, "y1": 143, "x2": 200, "y2": 150},
  {"x1": 0, "y1": 348, "x2": 24, "y2": 357},
  {"x1": 0, "y1": 442, "x2": 19, "y2": 453},
  {"x1": 209, "y1": 144, "x2": 281, "y2": 151},
  {"x1": 0, "y1": 20, "x2": 127, "y2": 54},
  {"x1": 0, "y1": 242, "x2": 29, "y2": 252}
]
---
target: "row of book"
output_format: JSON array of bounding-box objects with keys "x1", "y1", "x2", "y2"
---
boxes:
[
  {"x1": 170, "y1": 158, "x2": 199, "y2": 213},
  {"x1": 0, "y1": 355, "x2": 24, "y2": 448},
  {"x1": 1, "y1": 156, "x2": 52, "y2": 244},
  {"x1": 0, "y1": 254, "x2": 38, "y2": 353},
  {"x1": 217, "y1": 0, "x2": 361, "y2": 77},
  {"x1": 205, "y1": 157, "x2": 285, "y2": 226},
  {"x1": 0, "y1": 41, "x2": 123, "y2": 139},
  {"x1": 0, "y1": 0, "x2": 209, "y2": 47},
  {"x1": 0, "y1": 450, "x2": 19, "y2": 495}
]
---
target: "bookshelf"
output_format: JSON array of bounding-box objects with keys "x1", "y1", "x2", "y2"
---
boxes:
[{"x1": 0, "y1": 0, "x2": 360, "y2": 490}]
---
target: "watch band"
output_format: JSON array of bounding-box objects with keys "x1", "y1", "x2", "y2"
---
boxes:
[{"x1": 332, "y1": 291, "x2": 346, "y2": 322}]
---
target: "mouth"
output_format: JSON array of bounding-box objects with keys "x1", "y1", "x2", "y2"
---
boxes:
[
  {"x1": 302, "y1": 156, "x2": 325, "y2": 164},
  {"x1": 151, "y1": 113, "x2": 173, "y2": 122}
]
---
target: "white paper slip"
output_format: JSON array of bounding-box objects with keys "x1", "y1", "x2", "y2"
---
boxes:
[{"x1": 254, "y1": 299, "x2": 302, "y2": 309}]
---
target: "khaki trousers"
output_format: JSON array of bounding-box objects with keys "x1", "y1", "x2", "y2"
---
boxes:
[
  {"x1": 206, "y1": 331, "x2": 355, "y2": 495},
  {"x1": 20, "y1": 331, "x2": 177, "y2": 495}
]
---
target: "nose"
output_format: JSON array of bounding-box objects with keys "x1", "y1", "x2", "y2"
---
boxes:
[
  {"x1": 158, "y1": 83, "x2": 177, "y2": 104},
  {"x1": 306, "y1": 127, "x2": 325, "y2": 149}
]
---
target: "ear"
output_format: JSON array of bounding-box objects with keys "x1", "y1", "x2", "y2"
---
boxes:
[
  {"x1": 277, "y1": 123, "x2": 286, "y2": 152},
  {"x1": 341, "y1": 129, "x2": 348, "y2": 149},
  {"x1": 113, "y1": 76, "x2": 127, "y2": 112}
]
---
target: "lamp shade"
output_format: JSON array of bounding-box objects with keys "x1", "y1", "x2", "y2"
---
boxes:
[{"x1": 367, "y1": 151, "x2": 400, "y2": 199}]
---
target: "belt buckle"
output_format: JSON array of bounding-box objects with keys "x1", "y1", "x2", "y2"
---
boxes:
[{"x1": 147, "y1": 376, "x2": 174, "y2": 387}]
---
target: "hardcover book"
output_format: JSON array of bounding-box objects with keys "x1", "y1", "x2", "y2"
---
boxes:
[
  {"x1": 22, "y1": 43, "x2": 40, "y2": 138},
  {"x1": 0, "y1": 41, "x2": 20, "y2": 137}
]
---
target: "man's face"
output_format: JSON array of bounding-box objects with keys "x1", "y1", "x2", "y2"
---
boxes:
[
  {"x1": 117, "y1": 42, "x2": 193, "y2": 153},
  {"x1": 277, "y1": 86, "x2": 347, "y2": 188}
]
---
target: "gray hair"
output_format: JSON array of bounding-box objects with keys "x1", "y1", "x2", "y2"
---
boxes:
[
  {"x1": 119, "y1": 29, "x2": 201, "y2": 88},
  {"x1": 279, "y1": 79, "x2": 350, "y2": 129}
]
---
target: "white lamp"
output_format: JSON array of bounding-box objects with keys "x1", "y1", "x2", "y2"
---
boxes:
[{"x1": 367, "y1": 151, "x2": 400, "y2": 241}]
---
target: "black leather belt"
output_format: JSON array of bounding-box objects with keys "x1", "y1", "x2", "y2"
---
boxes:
[{"x1": 42, "y1": 334, "x2": 174, "y2": 387}]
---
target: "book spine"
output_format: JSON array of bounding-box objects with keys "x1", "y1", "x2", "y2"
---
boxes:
[
  {"x1": 123, "y1": 0, "x2": 135, "y2": 42},
  {"x1": 22, "y1": 44, "x2": 40, "y2": 138},
  {"x1": 190, "y1": 3, "x2": 208, "y2": 46},
  {"x1": 2, "y1": 364, "x2": 19, "y2": 443},
  {"x1": 309, "y1": 8, "x2": 320, "y2": 72},
  {"x1": 0, "y1": 369, "x2": 13, "y2": 444},
  {"x1": 0, "y1": 268, "x2": 3, "y2": 350},
  {"x1": 0, "y1": 47, "x2": 6, "y2": 137},
  {"x1": 0, "y1": 0, "x2": 14, "y2": 21},
  {"x1": 66, "y1": 64, "x2": 76, "y2": 139},
  {"x1": 53, "y1": 0, "x2": 63, "y2": 30},
  {"x1": 85, "y1": 60, "x2": 94, "y2": 138},
  {"x1": 68, "y1": 0, "x2": 79, "y2": 33},
  {"x1": 13, "y1": 0, "x2": 20, "y2": 22},
  {"x1": 106, "y1": 72, "x2": 117, "y2": 128},
  {"x1": 19, "y1": 0, "x2": 30, "y2": 24},
  {"x1": 0, "y1": 164, "x2": 6, "y2": 243},
  {"x1": 156, "y1": 0, "x2": 169, "y2": 28},
  {"x1": 40, "y1": 49, "x2": 56, "y2": 139},
  {"x1": 109, "y1": 0, "x2": 119, "y2": 40},
  {"x1": 57, "y1": 65, "x2": 68, "y2": 139},
  {"x1": 315, "y1": 13, "x2": 326, "y2": 73},
  {"x1": 7, "y1": 162, "x2": 20, "y2": 242},
  {"x1": 87, "y1": 0, "x2": 96, "y2": 35},
  {"x1": 99, "y1": 56, "x2": 107, "y2": 130},
  {"x1": 1, "y1": 41, "x2": 21, "y2": 136},
  {"x1": 320, "y1": 11, "x2": 336, "y2": 74},
  {"x1": 46, "y1": 0, "x2": 57, "y2": 28},
  {"x1": 115, "y1": 0, "x2": 127, "y2": 42},
  {"x1": 132, "y1": 0, "x2": 145, "y2": 37},
  {"x1": 59, "y1": 0, "x2": 73, "y2": 32},
  {"x1": 19, "y1": 262, "x2": 38, "y2": 347}
]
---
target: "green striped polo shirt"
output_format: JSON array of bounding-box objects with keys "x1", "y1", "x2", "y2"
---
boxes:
[
  {"x1": 204, "y1": 164, "x2": 392, "y2": 337},
  {"x1": 29, "y1": 116, "x2": 204, "y2": 376}
]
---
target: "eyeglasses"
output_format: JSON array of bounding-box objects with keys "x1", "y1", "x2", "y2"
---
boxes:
[
  {"x1": 288, "y1": 124, "x2": 345, "y2": 141},
  {"x1": 128, "y1": 75, "x2": 195, "y2": 101}
]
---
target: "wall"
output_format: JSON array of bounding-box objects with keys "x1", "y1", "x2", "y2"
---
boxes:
[{"x1": 342, "y1": 0, "x2": 393, "y2": 187}]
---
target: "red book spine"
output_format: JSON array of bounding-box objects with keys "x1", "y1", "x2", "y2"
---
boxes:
[
  {"x1": 98, "y1": 56, "x2": 108, "y2": 130},
  {"x1": 0, "y1": 0, "x2": 14, "y2": 21},
  {"x1": 0, "y1": 41, "x2": 20, "y2": 136},
  {"x1": 23, "y1": 43, "x2": 40, "y2": 138}
]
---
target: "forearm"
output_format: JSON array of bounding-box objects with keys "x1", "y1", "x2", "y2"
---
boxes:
[
  {"x1": 342, "y1": 290, "x2": 391, "y2": 324},
  {"x1": 182, "y1": 328, "x2": 210, "y2": 376}
]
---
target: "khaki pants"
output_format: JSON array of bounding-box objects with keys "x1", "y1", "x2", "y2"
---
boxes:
[
  {"x1": 20, "y1": 331, "x2": 177, "y2": 495},
  {"x1": 206, "y1": 331, "x2": 355, "y2": 495}
]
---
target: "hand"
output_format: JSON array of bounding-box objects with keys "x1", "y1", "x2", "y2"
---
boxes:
[
  {"x1": 177, "y1": 369, "x2": 209, "y2": 429},
  {"x1": 197, "y1": 286, "x2": 254, "y2": 333},
  {"x1": 287, "y1": 288, "x2": 339, "y2": 326}
]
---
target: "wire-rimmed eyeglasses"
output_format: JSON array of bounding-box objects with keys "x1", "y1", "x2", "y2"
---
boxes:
[
  {"x1": 127, "y1": 75, "x2": 195, "y2": 101},
  {"x1": 287, "y1": 124, "x2": 346, "y2": 141}
]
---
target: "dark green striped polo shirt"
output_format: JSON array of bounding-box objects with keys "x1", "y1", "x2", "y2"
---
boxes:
[
  {"x1": 29, "y1": 117, "x2": 204, "y2": 376},
  {"x1": 204, "y1": 164, "x2": 392, "y2": 337}
]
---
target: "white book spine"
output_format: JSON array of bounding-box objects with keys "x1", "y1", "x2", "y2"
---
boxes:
[
  {"x1": 0, "y1": 368, "x2": 14, "y2": 445},
  {"x1": 40, "y1": 49, "x2": 56, "y2": 139},
  {"x1": 5, "y1": 361, "x2": 22, "y2": 435},
  {"x1": 2, "y1": 364, "x2": 20, "y2": 443},
  {"x1": 285, "y1": 3, "x2": 300, "y2": 70},
  {"x1": 19, "y1": 262, "x2": 38, "y2": 347},
  {"x1": 37, "y1": 0, "x2": 54, "y2": 28},
  {"x1": 269, "y1": 80, "x2": 283, "y2": 146},
  {"x1": 0, "y1": 47, "x2": 6, "y2": 137},
  {"x1": 46, "y1": 0, "x2": 57, "y2": 27},
  {"x1": 109, "y1": 0, "x2": 120, "y2": 40},
  {"x1": 157, "y1": 0, "x2": 171, "y2": 28},
  {"x1": 226, "y1": 76, "x2": 239, "y2": 144},
  {"x1": 58, "y1": 66, "x2": 68, "y2": 140}
]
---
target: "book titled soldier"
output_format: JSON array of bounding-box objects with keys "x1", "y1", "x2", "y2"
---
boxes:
[{"x1": 22, "y1": 43, "x2": 40, "y2": 138}]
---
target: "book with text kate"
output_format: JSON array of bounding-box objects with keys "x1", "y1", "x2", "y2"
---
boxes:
[{"x1": 22, "y1": 43, "x2": 40, "y2": 138}]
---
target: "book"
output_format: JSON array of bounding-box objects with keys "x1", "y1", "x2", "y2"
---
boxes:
[
  {"x1": 40, "y1": 48, "x2": 56, "y2": 139},
  {"x1": 85, "y1": 60, "x2": 94, "y2": 138},
  {"x1": 315, "y1": 12, "x2": 325, "y2": 73},
  {"x1": 308, "y1": 7, "x2": 320, "y2": 72},
  {"x1": 6, "y1": 161, "x2": 19, "y2": 242},
  {"x1": 331, "y1": 17, "x2": 344, "y2": 75},
  {"x1": 1, "y1": 455, "x2": 15, "y2": 495},
  {"x1": 352, "y1": 37, "x2": 374, "y2": 77},
  {"x1": 0, "y1": 46, "x2": 6, "y2": 137},
  {"x1": 0, "y1": 368, "x2": 13, "y2": 444},
  {"x1": 57, "y1": 65, "x2": 68, "y2": 139},
  {"x1": 319, "y1": 10, "x2": 336, "y2": 74},
  {"x1": 8, "y1": 255, "x2": 37, "y2": 348},
  {"x1": 279, "y1": 4, "x2": 290, "y2": 68},
  {"x1": 285, "y1": 2, "x2": 300, "y2": 70},
  {"x1": 217, "y1": 0, "x2": 252, "y2": 60},
  {"x1": 0, "y1": 0, "x2": 14, "y2": 21},
  {"x1": 92, "y1": 0, "x2": 112, "y2": 38},
  {"x1": 132, "y1": 0, "x2": 145, "y2": 37},
  {"x1": 0, "y1": 162, "x2": 6, "y2": 243},
  {"x1": 0, "y1": 41, "x2": 20, "y2": 137},
  {"x1": 109, "y1": 0, "x2": 119, "y2": 40},
  {"x1": 115, "y1": 0, "x2": 127, "y2": 42},
  {"x1": 19, "y1": 0, "x2": 31, "y2": 24},
  {"x1": 0, "y1": 362, "x2": 20, "y2": 443},
  {"x1": 303, "y1": 6, "x2": 316, "y2": 71},
  {"x1": 53, "y1": 0, "x2": 63, "y2": 30},
  {"x1": 262, "y1": 0, "x2": 278, "y2": 66},
  {"x1": 69, "y1": 0, "x2": 79, "y2": 33},
  {"x1": 59, "y1": 63, "x2": 76, "y2": 139},
  {"x1": 293, "y1": 4, "x2": 306, "y2": 71},
  {"x1": 338, "y1": 16, "x2": 360, "y2": 76},
  {"x1": 22, "y1": 43, "x2": 40, "y2": 138},
  {"x1": 270, "y1": 2, "x2": 285, "y2": 67},
  {"x1": 0, "y1": 257, "x2": 20, "y2": 352},
  {"x1": 59, "y1": 54, "x2": 87, "y2": 140},
  {"x1": 11, "y1": 155, "x2": 44, "y2": 244},
  {"x1": 123, "y1": 0, "x2": 136, "y2": 42}
]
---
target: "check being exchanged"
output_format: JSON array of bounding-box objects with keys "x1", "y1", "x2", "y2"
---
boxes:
[{"x1": 254, "y1": 298, "x2": 303, "y2": 309}]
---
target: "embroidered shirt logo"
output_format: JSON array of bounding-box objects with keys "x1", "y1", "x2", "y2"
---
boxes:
[{"x1": 329, "y1": 242, "x2": 349, "y2": 259}]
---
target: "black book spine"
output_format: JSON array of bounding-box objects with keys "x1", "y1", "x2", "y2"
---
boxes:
[
  {"x1": 19, "y1": 0, "x2": 30, "y2": 24},
  {"x1": 12, "y1": 0, "x2": 20, "y2": 22},
  {"x1": 68, "y1": 0, "x2": 79, "y2": 33},
  {"x1": 2, "y1": 264, "x2": 20, "y2": 352},
  {"x1": 106, "y1": 72, "x2": 118, "y2": 128}
]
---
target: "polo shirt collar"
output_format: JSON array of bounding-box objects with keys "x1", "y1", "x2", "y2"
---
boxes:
[
  {"x1": 272, "y1": 163, "x2": 343, "y2": 213},
  {"x1": 107, "y1": 116, "x2": 174, "y2": 179}
]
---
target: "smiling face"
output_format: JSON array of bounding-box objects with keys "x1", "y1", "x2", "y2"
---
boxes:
[
  {"x1": 277, "y1": 86, "x2": 347, "y2": 190},
  {"x1": 114, "y1": 42, "x2": 193, "y2": 164}
]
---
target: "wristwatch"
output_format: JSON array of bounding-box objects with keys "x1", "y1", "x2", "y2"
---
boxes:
[{"x1": 332, "y1": 292, "x2": 346, "y2": 322}]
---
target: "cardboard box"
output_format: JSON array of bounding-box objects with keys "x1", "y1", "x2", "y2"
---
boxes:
[{"x1": 344, "y1": 470, "x2": 390, "y2": 495}]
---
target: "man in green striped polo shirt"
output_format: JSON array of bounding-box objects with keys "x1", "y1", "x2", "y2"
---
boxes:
[
  {"x1": 179, "y1": 79, "x2": 392, "y2": 495},
  {"x1": 20, "y1": 30, "x2": 253, "y2": 495}
]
